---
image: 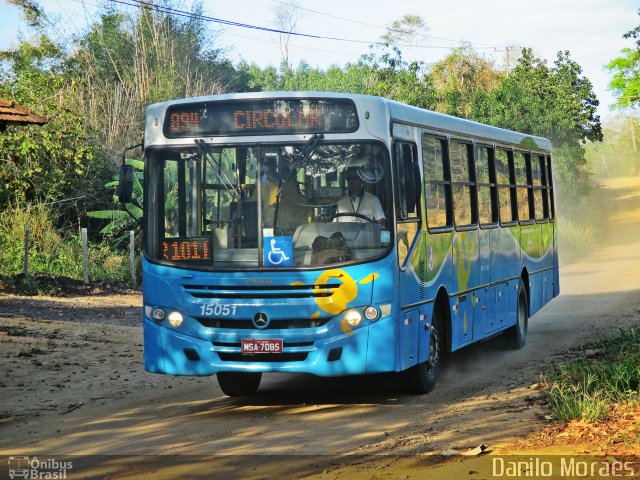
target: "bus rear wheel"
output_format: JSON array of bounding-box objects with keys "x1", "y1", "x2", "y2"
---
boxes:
[
  {"x1": 217, "y1": 372, "x2": 262, "y2": 397},
  {"x1": 505, "y1": 279, "x2": 528, "y2": 349},
  {"x1": 401, "y1": 313, "x2": 441, "y2": 394}
]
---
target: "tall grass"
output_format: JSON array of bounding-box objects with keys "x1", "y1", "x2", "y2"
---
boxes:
[
  {"x1": 0, "y1": 204, "x2": 130, "y2": 282},
  {"x1": 557, "y1": 217, "x2": 598, "y2": 265},
  {"x1": 555, "y1": 180, "x2": 601, "y2": 265},
  {"x1": 545, "y1": 328, "x2": 640, "y2": 422}
]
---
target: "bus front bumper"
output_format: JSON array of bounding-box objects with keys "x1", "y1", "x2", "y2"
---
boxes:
[{"x1": 143, "y1": 317, "x2": 396, "y2": 377}]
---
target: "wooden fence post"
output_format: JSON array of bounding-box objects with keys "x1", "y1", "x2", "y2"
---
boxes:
[
  {"x1": 129, "y1": 230, "x2": 136, "y2": 285},
  {"x1": 23, "y1": 225, "x2": 30, "y2": 276},
  {"x1": 82, "y1": 228, "x2": 89, "y2": 284}
]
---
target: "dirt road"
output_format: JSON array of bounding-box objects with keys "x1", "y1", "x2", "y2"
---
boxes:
[{"x1": 1, "y1": 178, "x2": 639, "y2": 478}]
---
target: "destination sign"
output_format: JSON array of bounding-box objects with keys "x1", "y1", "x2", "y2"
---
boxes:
[{"x1": 164, "y1": 99, "x2": 359, "y2": 137}]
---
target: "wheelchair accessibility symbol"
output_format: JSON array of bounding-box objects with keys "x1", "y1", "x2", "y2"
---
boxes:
[{"x1": 264, "y1": 236, "x2": 293, "y2": 267}]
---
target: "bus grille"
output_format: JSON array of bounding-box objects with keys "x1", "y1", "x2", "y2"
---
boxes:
[
  {"x1": 197, "y1": 317, "x2": 331, "y2": 329},
  {"x1": 183, "y1": 283, "x2": 339, "y2": 299},
  {"x1": 217, "y1": 352, "x2": 308, "y2": 362}
]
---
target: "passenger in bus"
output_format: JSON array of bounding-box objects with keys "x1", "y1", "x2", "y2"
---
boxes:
[{"x1": 335, "y1": 167, "x2": 386, "y2": 225}]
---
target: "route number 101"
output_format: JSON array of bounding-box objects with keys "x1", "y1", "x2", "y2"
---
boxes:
[{"x1": 199, "y1": 304, "x2": 237, "y2": 316}]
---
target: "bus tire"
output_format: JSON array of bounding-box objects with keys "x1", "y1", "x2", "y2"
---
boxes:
[
  {"x1": 217, "y1": 372, "x2": 262, "y2": 397},
  {"x1": 506, "y1": 279, "x2": 528, "y2": 349},
  {"x1": 401, "y1": 312, "x2": 441, "y2": 394}
]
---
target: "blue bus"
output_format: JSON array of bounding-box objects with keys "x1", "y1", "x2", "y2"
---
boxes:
[{"x1": 124, "y1": 92, "x2": 559, "y2": 396}]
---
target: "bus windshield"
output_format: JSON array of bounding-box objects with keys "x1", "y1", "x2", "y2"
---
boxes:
[{"x1": 147, "y1": 141, "x2": 393, "y2": 269}]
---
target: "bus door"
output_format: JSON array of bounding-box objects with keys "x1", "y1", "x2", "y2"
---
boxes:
[{"x1": 394, "y1": 140, "x2": 424, "y2": 370}]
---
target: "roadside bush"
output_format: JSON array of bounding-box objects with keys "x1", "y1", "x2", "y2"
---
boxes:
[
  {"x1": 0, "y1": 203, "x2": 131, "y2": 284},
  {"x1": 0, "y1": 203, "x2": 81, "y2": 278},
  {"x1": 545, "y1": 328, "x2": 640, "y2": 422},
  {"x1": 557, "y1": 216, "x2": 597, "y2": 265},
  {"x1": 555, "y1": 179, "x2": 600, "y2": 265}
]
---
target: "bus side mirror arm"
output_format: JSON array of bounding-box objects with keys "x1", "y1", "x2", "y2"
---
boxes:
[{"x1": 116, "y1": 143, "x2": 144, "y2": 226}]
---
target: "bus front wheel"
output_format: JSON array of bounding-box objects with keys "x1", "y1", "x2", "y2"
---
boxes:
[
  {"x1": 505, "y1": 279, "x2": 528, "y2": 349},
  {"x1": 401, "y1": 313, "x2": 441, "y2": 394},
  {"x1": 217, "y1": 372, "x2": 262, "y2": 397}
]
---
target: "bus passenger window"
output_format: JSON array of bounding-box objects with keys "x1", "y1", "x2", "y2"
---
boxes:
[
  {"x1": 423, "y1": 135, "x2": 451, "y2": 229},
  {"x1": 476, "y1": 146, "x2": 497, "y2": 225},
  {"x1": 450, "y1": 141, "x2": 475, "y2": 227},
  {"x1": 532, "y1": 155, "x2": 545, "y2": 220},
  {"x1": 495, "y1": 149, "x2": 516, "y2": 224},
  {"x1": 546, "y1": 155, "x2": 555, "y2": 221},
  {"x1": 514, "y1": 152, "x2": 532, "y2": 222}
]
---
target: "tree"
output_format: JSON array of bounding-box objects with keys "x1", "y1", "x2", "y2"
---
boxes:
[
  {"x1": 272, "y1": 0, "x2": 303, "y2": 69},
  {"x1": 72, "y1": 3, "x2": 238, "y2": 166},
  {"x1": 1, "y1": 0, "x2": 243, "y2": 228},
  {"x1": 381, "y1": 14, "x2": 428, "y2": 45},
  {"x1": 605, "y1": 9, "x2": 640, "y2": 173},
  {"x1": 471, "y1": 49, "x2": 602, "y2": 196},
  {"x1": 606, "y1": 48, "x2": 640, "y2": 109},
  {"x1": 429, "y1": 44, "x2": 502, "y2": 117},
  {"x1": 622, "y1": 9, "x2": 640, "y2": 49},
  {"x1": 585, "y1": 115, "x2": 640, "y2": 177},
  {"x1": 0, "y1": 35, "x2": 104, "y2": 213}
]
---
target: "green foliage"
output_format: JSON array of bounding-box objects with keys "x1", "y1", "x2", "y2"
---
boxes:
[
  {"x1": 242, "y1": 46, "x2": 435, "y2": 109},
  {"x1": 607, "y1": 48, "x2": 640, "y2": 108},
  {"x1": 381, "y1": 14, "x2": 428, "y2": 45},
  {"x1": 607, "y1": 9, "x2": 640, "y2": 109},
  {"x1": 0, "y1": 203, "x2": 131, "y2": 283},
  {"x1": 429, "y1": 44, "x2": 502, "y2": 117},
  {"x1": 585, "y1": 115, "x2": 640, "y2": 177},
  {"x1": 1, "y1": 0, "x2": 241, "y2": 228},
  {"x1": 0, "y1": 35, "x2": 102, "y2": 208},
  {"x1": 0, "y1": 203, "x2": 82, "y2": 277},
  {"x1": 87, "y1": 158, "x2": 143, "y2": 242},
  {"x1": 471, "y1": 49, "x2": 601, "y2": 147},
  {"x1": 545, "y1": 328, "x2": 640, "y2": 422},
  {"x1": 471, "y1": 49, "x2": 601, "y2": 197}
]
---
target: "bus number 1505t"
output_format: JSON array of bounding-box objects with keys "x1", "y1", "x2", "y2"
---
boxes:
[{"x1": 200, "y1": 304, "x2": 237, "y2": 316}]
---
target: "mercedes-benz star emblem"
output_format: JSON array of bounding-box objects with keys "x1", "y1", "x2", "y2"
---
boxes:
[{"x1": 252, "y1": 312, "x2": 270, "y2": 329}]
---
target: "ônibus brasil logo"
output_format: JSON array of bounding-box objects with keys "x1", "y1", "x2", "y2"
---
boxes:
[{"x1": 8, "y1": 456, "x2": 73, "y2": 479}]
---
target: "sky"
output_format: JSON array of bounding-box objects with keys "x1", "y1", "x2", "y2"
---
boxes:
[{"x1": 0, "y1": 0, "x2": 637, "y2": 121}]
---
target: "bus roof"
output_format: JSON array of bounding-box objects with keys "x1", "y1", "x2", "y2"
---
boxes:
[{"x1": 147, "y1": 91, "x2": 552, "y2": 152}]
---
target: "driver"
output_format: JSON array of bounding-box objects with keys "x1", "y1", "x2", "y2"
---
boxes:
[{"x1": 335, "y1": 168, "x2": 386, "y2": 225}]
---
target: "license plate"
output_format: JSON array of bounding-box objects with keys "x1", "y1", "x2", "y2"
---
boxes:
[{"x1": 241, "y1": 339, "x2": 283, "y2": 354}]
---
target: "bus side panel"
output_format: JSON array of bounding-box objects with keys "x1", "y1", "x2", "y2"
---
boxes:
[
  {"x1": 400, "y1": 309, "x2": 420, "y2": 370},
  {"x1": 425, "y1": 231, "x2": 455, "y2": 347},
  {"x1": 540, "y1": 221, "x2": 555, "y2": 308},
  {"x1": 521, "y1": 223, "x2": 543, "y2": 315},
  {"x1": 473, "y1": 228, "x2": 493, "y2": 339},
  {"x1": 451, "y1": 230, "x2": 479, "y2": 349},
  {"x1": 553, "y1": 221, "x2": 560, "y2": 297},
  {"x1": 491, "y1": 226, "x2": 520, "y2": 329}
]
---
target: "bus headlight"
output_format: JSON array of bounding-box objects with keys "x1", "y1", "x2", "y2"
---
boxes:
[
  {"x1": 152, "y1": 308, "x2": 166, "y2": 322},
  {"x1": 344, "y1": 309, "x2": 362, "y2": 327},
  {"x1": 364, "y1": 306, "x2": 379, "y2": 320},
  {"x1": 167, "y1": 311, "x2": 184, "y2": 327}
]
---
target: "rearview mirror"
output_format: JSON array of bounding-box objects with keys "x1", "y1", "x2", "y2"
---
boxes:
[{"x1": 116, "y1": 164, "x2": 134, "y2": 204}]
